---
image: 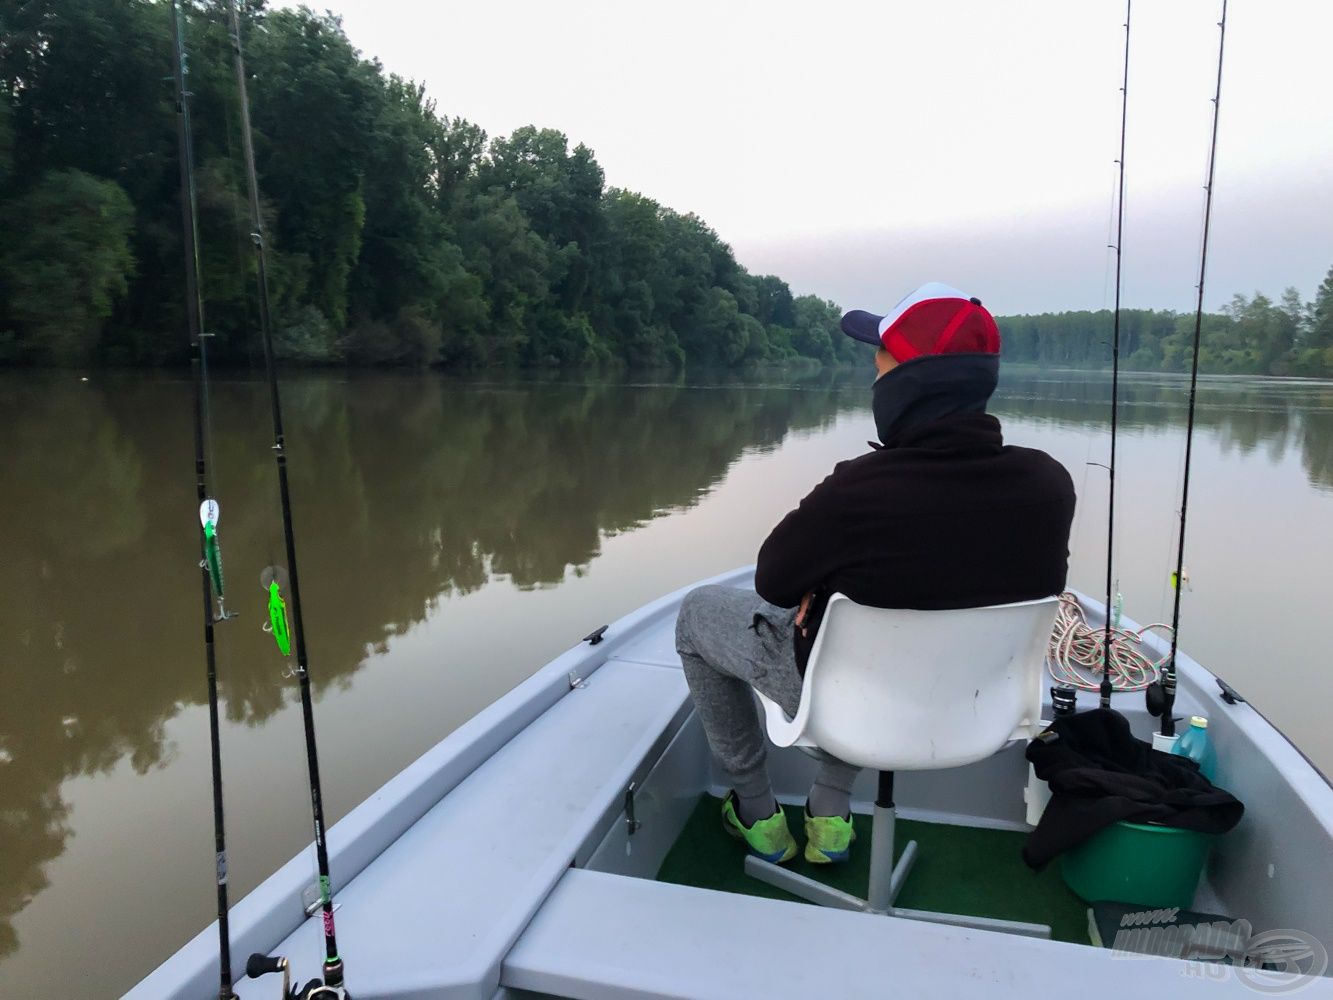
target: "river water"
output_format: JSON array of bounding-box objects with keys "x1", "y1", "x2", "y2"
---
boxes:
[{"x1": 0, "y1": 368, "x2": 1330, "y2": 995}]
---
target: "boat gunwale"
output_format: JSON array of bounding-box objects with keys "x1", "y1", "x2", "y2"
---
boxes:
[
  {"x1": 128, "y1": 567, "x2": 752, "y2": 997},
  {"x1": 1070, "y1": 588, "x2": 1333, "y2": 801}
]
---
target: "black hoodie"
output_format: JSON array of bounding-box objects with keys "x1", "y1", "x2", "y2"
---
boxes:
[{"x1": 755, "y1": 354, "x2": 1076, "y2": 669}]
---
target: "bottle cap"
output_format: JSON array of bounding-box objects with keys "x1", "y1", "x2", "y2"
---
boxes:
[{"x1": 1190, "y1": 715, "x2": 1208, "y2": 728}]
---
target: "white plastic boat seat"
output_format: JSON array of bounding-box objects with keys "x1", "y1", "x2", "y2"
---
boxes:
[
  {"x1": 758, "y1": 595, "x2": 1059, "y2": 771},
  {"x1": 231, "y1": 659, "x2": 690, "y2": 1000},
  {"x1": 503, "y1": 868, "x2": 1278, "y2": 999}
]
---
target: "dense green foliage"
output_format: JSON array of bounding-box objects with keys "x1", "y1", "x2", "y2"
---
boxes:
[
  {"x1": 0, "y1": 169, "x2": 135, "y2": 363},
  {"x1": 1, "y1": 0, "x2": 1328, "y2": 375},
  {"x1": 999, "y1": 277, "x2": 1333, "y2": 378},
  {"x1": 0, "y1": 0, "x2": 856, "y2": 369}
]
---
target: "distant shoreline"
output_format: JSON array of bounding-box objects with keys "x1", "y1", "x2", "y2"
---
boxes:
[{"x1": 3, "y1": 360, "x2": 1330, "y2": 389}]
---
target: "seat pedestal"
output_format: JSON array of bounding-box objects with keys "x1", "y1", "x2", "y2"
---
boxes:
[{"x1": 744, "y1": 773, "x2": 1050, "y2": 939}]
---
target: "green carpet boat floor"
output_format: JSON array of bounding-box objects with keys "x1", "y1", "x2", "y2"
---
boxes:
[{"x1": 656, "y1": 795, "x2": 1091, "y2": 945}]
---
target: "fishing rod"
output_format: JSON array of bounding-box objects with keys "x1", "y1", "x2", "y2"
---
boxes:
[
  {"x1": 1100, "y1": 0, "x2": 1132, "y2": 711},
  {"x1": 1155, "y1": 0, "x2": 1229, "y2": 738},
  {"x1": 225, "y1": 2, "x2": 349, "y2": 996},
  {"x1": 168, "y1": 2, "x2": 238, "y2": 998}
]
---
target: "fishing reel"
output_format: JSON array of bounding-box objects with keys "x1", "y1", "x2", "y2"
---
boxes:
[
  {"x1": 1145, "y1": 668, "x2": 1175, "y2": 718},
  {"x1": 246, "y1": 953, "x2": 352, "y2": 1000},
  {"x1": 1145, "y1": 679, "x2": 1167, "y2": 717}
]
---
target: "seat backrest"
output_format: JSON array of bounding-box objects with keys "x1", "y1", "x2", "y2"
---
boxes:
[{"x1": 794, "y1": 594, "x2": 1059, "y2": 772}]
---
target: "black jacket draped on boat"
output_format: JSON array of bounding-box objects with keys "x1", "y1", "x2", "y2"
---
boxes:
[{"x1": 1023, "y1": 707, "x2": 1245, "y2": 870}]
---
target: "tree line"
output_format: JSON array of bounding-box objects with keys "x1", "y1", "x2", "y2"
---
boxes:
[
  {"x1": 996, "y1": 276, "x2": 1333, "y2": 377},
  {"x1": 2, "y1": 1, "x2": 1329, "y2": 377},
  {"x1": 0, "y1": 0, "x2": 861, "y2": 370}
]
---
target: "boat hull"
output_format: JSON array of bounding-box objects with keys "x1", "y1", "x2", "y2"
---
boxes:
[{"x1": 128, "y1": 568, "x2": 1333, "y2": 998}]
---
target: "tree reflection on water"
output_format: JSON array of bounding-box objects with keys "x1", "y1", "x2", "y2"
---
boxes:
[{"x1": 0, "y1": 371, "x2": 851, "y2": 959}]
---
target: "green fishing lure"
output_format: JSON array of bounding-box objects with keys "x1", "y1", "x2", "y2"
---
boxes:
[
  {"x1": 267, "y1": 581, "x2": 291, "y2": 656},
  {"x1": 262, "y1": 566, "x2": 292, "y2": 657},
  {"x1": 203, "y1": 521, "x2": 224, "y2": 597},
  {"x1": 198, "y1": 500, "x2": 229, "y2": 616}
]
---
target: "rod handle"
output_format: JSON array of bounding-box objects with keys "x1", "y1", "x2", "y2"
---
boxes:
[{"x1": 247, "y1": 953, "x2": 287, "y2": 978}]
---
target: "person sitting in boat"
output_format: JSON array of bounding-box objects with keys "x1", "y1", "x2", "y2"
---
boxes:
[{"x1": 675, "y1": 282, "x2": 1076, "y2": 865}]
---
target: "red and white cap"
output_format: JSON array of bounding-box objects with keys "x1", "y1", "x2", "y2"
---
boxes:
[{"x1": 840, "y1": 282, "x2": 1001, "y2": 362}]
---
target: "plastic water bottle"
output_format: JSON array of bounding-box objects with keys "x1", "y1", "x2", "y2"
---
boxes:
[{"x1": 1172, "y1": 715, "x2": 1218, "y2": 782}]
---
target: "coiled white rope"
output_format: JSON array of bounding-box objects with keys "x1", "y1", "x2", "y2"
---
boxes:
[{"x1": 1046, "y1": 592, "x2": 1174, "y2": 692}]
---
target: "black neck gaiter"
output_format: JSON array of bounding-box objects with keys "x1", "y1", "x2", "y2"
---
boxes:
[{"x1": 872, "y1": 353, "x2": 1001, "y2": 447}]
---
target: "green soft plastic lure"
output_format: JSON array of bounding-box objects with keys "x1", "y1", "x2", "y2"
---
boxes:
[{"x1": 262, "y1": 567, "x2": 292, "y2": 657}]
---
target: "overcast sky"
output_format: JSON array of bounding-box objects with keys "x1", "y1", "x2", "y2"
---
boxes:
[{"x1": 278, "y1": 0, "x2": 1332, "y2": 315}]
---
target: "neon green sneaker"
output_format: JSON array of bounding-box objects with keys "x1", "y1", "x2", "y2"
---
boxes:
[
  {"x1": 804, "y1": 808, "x2": 856, "y2": 864},
  {"x1": 721, "y1": 791, "x2": 797, "y2": 864}
]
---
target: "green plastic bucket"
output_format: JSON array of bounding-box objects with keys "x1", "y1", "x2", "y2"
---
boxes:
[{"x1": 1060, "y1": 820, "x2": 1213, "y2": 909}]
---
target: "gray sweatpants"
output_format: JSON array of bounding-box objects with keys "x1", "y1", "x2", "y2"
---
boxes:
[{"x1": 674, "y1": 584, "x2": 859, "y2": 803}]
